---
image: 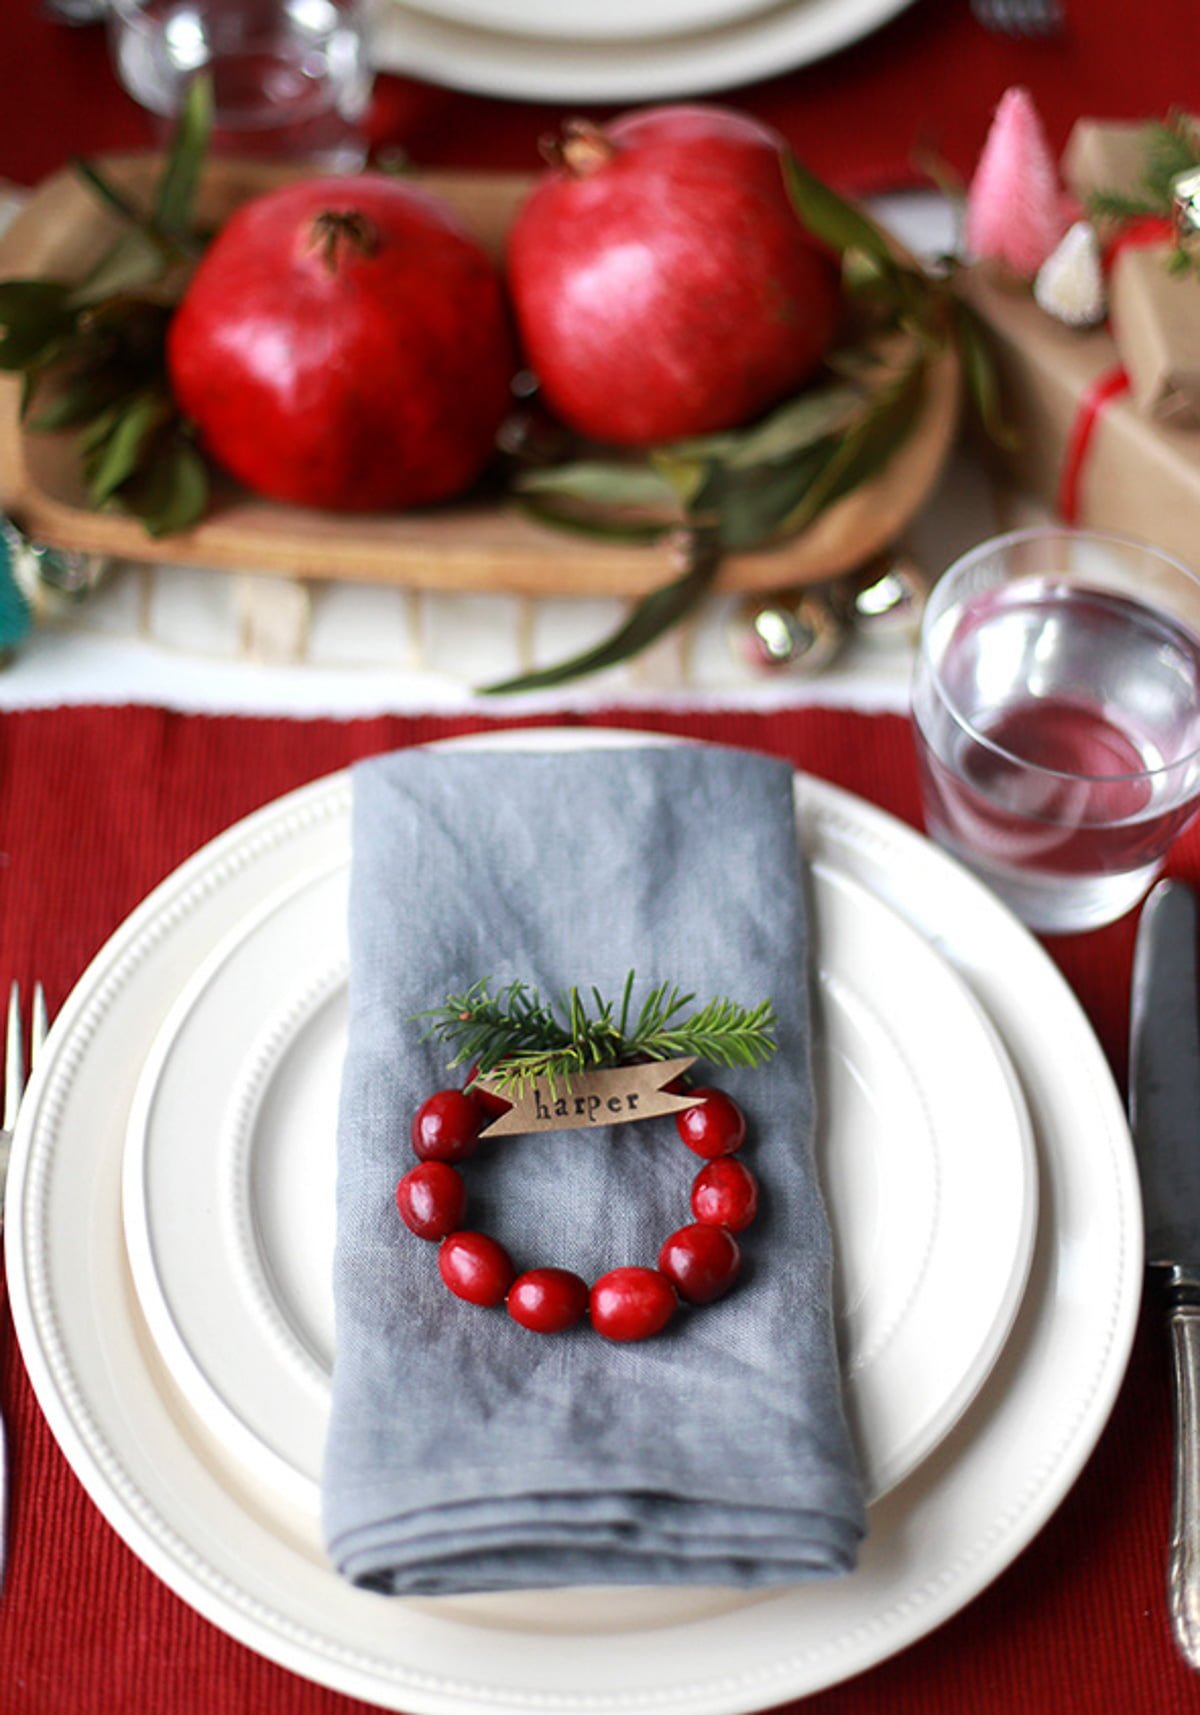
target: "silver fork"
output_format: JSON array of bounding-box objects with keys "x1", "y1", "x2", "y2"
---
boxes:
[
  {"x1": 0, "y1": 982, "x2": 48, "y2": 1596},
  {"x1": 970, "y1": 0, "x2": 1064, "y2": 33}
]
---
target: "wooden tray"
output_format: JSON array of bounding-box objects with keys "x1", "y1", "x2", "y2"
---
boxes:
[{"x1": 0, "y1": 157, "x2": 961, "y2": 598}]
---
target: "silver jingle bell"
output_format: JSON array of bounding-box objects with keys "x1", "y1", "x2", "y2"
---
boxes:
[
  {"x1": 840, "y1": 553, "x2": 930, "y2": 648},
  {"x1": 734, "y1": 584, "x2": 847, "y2": 676}
]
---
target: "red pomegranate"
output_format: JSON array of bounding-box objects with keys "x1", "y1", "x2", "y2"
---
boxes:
[
  {"x1": 506, "y1": 105, "x2": 841, "y2": 447},
  {"x1": 168, "y1": 176, "x2": 516, "y2": 511}
]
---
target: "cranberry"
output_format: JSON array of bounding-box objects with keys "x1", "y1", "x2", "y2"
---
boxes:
[
  {"x1": 658, "y1": 1222, "x2": 741, "y2": 1304},
  {"x1": 507, "y1": 1267, "x2": 589, "y2": 1334},
  {"x1": 675, "y1": 1087, "x2": 746, "y2": 1158},
  {"x1": 438, "y1": 1231, "x2": 516, "y2": 1306},
  {"x1": 396, "y1": 1161, "x2": 466, "y2": 1240},
  {"x1": 691, "y1": 1158, "x2": 759, "y2": 1232},
  {"x1": 590, "y1": 1267, "x2": 677, "y2": 1342},
  {"x1": 464, "y1": 1060, "x2": 513, "y2": 1119},
  {"x1": 411, "y1": 1089, "x2": 484, "y2": 1162}
]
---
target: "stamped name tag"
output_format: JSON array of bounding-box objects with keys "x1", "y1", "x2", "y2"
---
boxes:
[{"x1": 477, "y1": 1056, "x2": 702, "y2": 1139}]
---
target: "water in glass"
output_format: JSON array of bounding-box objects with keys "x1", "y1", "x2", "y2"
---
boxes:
[{"x1": 913, "y1": 575, "x2": 1200, "y2": 932}]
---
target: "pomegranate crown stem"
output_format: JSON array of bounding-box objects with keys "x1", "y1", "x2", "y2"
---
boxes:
[
  {"x1": 306, "y1": 209, "x2": 380, "y2": 272},
  {"x1": 539, "y1": 118, "x2": 617, "y2": 178}
]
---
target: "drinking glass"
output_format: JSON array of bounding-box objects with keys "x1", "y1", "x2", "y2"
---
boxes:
[
  {"x1": 911, "y1": 528, "x2": 1200, "y2": 933},
  {"x1": 107, "y1": 0, "x2": 374, "y2": 171}
]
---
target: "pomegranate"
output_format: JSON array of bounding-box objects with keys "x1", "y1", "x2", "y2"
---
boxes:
[
  {"x1": 506, "y1": 104, "x2": 840, "y2": 447},
  {"x1": 168, "y1": 176, "x2": 515, "y2": 510}
]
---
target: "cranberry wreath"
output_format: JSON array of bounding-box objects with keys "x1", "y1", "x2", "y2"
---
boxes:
[{"x1": 394, "y1": 976, "x2": 776, "y2": 1343}]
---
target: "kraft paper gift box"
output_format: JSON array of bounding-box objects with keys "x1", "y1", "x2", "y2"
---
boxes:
[{"x1": 955, "y1": 264, "x2": 1200, "y2": 566}]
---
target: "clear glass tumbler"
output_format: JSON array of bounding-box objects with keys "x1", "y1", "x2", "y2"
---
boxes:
[
  {"x1": 107, "y1": 0, "x2": 374, "y2": 171},
  {"x1": 911, "y1": 528, "x2": 1200, "y2": 934}
]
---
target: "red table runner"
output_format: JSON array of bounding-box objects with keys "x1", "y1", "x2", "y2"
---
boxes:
[
  {"x1": 0, "y1": 700, "x2": 1197, "y2": 1714},
  {"x1": 3, "y1": 0, "x2": 1200, "y2": 195}
]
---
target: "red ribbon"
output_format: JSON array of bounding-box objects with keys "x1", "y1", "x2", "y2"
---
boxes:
[
  {"x1": 1057, "y1": 215, "x2": 1173, "y2": 523},
  {"x1": 1100, "y1": 213, "x2": 1175, "y2": 272},
  {"x1": 1057, "y1": 364, "x2": 1131, "y2": 523}
]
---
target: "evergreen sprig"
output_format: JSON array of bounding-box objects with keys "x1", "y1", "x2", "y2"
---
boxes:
[
  {"x1": 1085, "y1": 113, "x2": 1200, "y2": 276},
  {"x1": 416, "y1": 973, "x2": 777, "y2": 1095}
]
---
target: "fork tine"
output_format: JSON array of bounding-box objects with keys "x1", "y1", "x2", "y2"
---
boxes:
[
  {"x1": 30, "y1": 984, "x2": 47, "y2": 1068},
  {"x1": 3, "y1": 986, "x2": 22, "y2": 1133}
]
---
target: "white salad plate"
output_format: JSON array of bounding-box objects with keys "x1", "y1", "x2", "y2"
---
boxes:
[
  {"x1": 6, "y1": 729, "x2": 1142, "y2": 1715},
  {"x1": 373, "y1": 0, "x2": 916, "y2": 104},
  {"x1": 121, "y1": 852, "x2": 1034, "y2": 1515},
  {"x1": 399, "y1": 0, "x2": 780, "y2": 46}
]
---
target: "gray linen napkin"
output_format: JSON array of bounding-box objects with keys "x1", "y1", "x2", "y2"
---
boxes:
[{"x1": 322, "y1": 743, "x2": 865, "y2": 1594}]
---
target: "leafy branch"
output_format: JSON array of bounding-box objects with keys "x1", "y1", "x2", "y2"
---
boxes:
[
  {"x1": 487, "y1": 152, "x2": 991, "y2": 695},
  {"x1": 0, "y1": 76, "x2": 213, "y2": 536},
  {"x1": 415, "y1": 972, "x2": 777, "y2": 1094}
]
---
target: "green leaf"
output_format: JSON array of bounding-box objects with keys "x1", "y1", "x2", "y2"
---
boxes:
[
  {"x1": 0, "y1": 280, "x2": 72, "y2": 321},
  {"x1": 516, "y1": 460, "x2": 682, "y2": 511},
  {"x1": 776, "y1": 356, "x2": 927, "y2": 538},
  {"x1": 701, "y1": 443, "x2": 839, "y2": 550},
  {"x1": 120, "y1": 434, "x2": 209, "y2": 536},
  {"x1": 783, "y1": 154, "x2": 903, "y2": 279},
  {"x1": 953, "y1": 296, "x2": 1020, "y2": 452},
  {"x1": 71, "y1": 230, "x2": 170, "y2": 306},
  {"x1": 648, "y1": 451, "x2": 709, "y2": 508},
  {"x1": 514, "y1": 494, "x2": 669, "y2": 544},
  {"x1": 661, "y1": 381, "x2": 862, "y2": 470},
  {"x1": 479, "y1": 530, "x2": 723, "y2": 695},
  {"x1": 84, "y1": 391, "x2": 172, "y2": 503},
  {"x1": 75, "y1": 400, "x2": 126, "y2": 456},
  {"x1": 0, "y1": 319, "x2": 70, "y2": 373},
  {"x1": 154, "y1": 73, "x2": 213, "y2": 241},
  {"x1": 26, "y1": 369, "x2": 128, "y2": 432}
]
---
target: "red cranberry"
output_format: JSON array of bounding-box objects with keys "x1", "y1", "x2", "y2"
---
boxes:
[
  {"x1": 507, "y1": 1267, "x2": 589, "y2": 1333},
  {"x1": 675, "y1": 1087, "x2": 746, "y2": 1159},
  {"x1": 658, "y1": 1223, "x2": 741, "y2": 1304},
  {"x1": 464, "y1": 1060, "x2": 513, "y2": 1119},
  {"x1": 590, "y1": 1267, "x2": 677, "y2": 1342},
  {"x1": 438, "y1": 1231, "x2": 516, "y2": 1306},
  {"x1": 411, "y1": 1089, "x2": 484, "y2": 1162},
  {"x1": 396, "y1": 1161, "x2": 466, "y2": 1240},
  {"x1": 691, "y1": 1158, "x2": 759, "y2": 1232}
]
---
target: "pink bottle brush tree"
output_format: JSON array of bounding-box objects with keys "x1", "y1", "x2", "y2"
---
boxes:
[{"x1": 965, "y1": 86, "x2": 1074, "y2": 279}]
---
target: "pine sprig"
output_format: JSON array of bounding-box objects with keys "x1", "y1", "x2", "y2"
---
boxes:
[
  {"x1": 415, "y1": 973, "x2": 777, "y2": 1095},
  {"x1": 1084, "y1": 113, "x2": 1200, "y2": 276}
]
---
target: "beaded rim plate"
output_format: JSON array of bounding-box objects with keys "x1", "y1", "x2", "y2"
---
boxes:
[
  {"x1": 372, "y1": 0, "x2": 917, "y2": 102},
  {"x1": 119, "y1": 852, "x2": 1034, "y2": 1513},
  {"x1": 5, "y1": 729, "x2": 1141, "y2": 1714}
]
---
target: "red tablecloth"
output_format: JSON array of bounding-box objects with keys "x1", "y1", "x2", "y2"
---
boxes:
[
  {"x1": 2, "y1": 0, "x2": 1199, "y2": 194},
  {"x1": 0, "y1": 700, "x2": 1197, "y2": 1715}
]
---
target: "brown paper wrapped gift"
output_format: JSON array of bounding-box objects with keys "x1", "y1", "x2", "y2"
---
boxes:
[
  {"x1": 1062, "y1": 117, "x2": 1200, "y2": 418},
  {"x1": 956, "y1": 265, "x2": 1200, "y2": 568}
]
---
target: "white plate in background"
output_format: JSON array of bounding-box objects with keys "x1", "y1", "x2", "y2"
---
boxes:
[{"x1": 372, "y1": 0, "x2": 917, "y2": 104}]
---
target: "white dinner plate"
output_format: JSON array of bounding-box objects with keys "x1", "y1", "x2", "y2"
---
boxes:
[
  {"x1": 372, "y1": 0, "x2": 917, "y2": 104},
  {"x1": 6, "y1": 729, "x2": 1142, "y2": 1715},
  {"x1": 121, "y1": 856, "x2": 1034, "y2": 1513},
  {"x1": 400, "y1": 0, "x2": 778, "y2": 45}
]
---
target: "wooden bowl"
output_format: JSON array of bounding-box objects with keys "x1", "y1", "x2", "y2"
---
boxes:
[{"x1": 0, "y1": 156, "x2": 960, "y2": 598}]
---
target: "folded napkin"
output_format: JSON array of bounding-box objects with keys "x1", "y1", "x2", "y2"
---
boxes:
[{"x1": 322, "y1": 743, "x2": 865, "y2": 1594}]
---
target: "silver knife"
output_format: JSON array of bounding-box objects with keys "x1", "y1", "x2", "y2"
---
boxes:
[{"x1": 1131, "y1": 878, "x2": 1200, "y2": 1668}]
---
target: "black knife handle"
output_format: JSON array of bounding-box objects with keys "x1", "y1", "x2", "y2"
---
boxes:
[{"x1": 1169, "y1": 1301, "x2": 1200, "y2": 1668}]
